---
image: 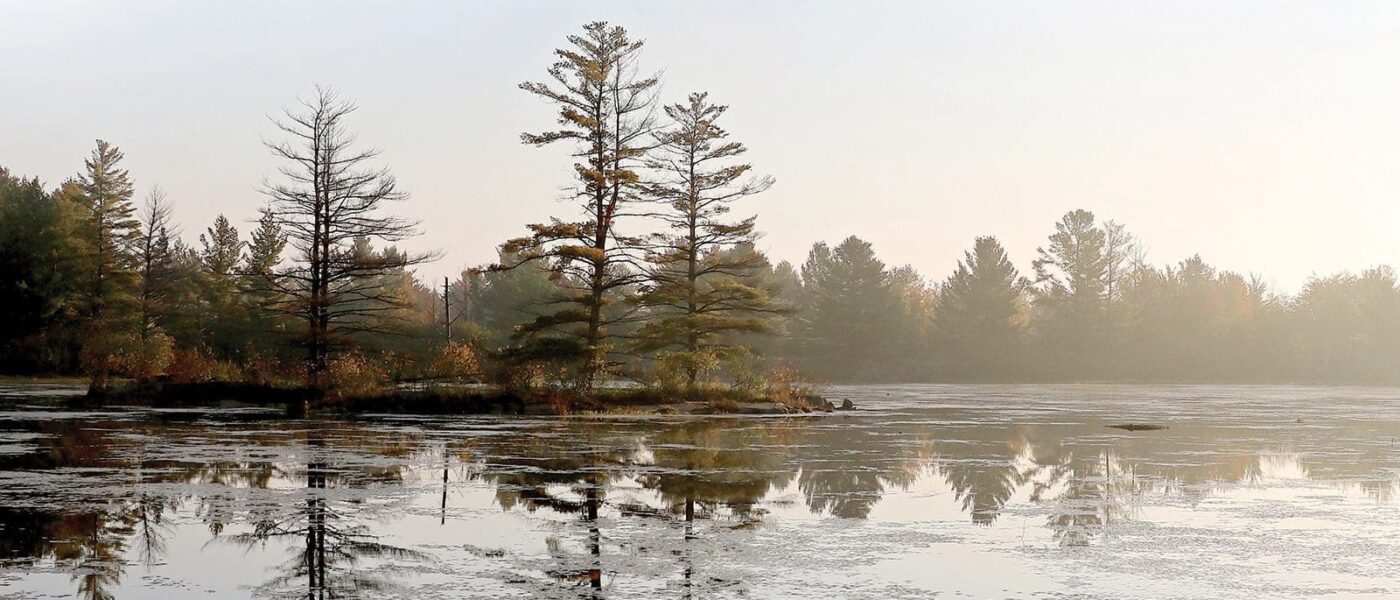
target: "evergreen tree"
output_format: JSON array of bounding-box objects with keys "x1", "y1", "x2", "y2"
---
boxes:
[
  {"x1": 74, "y1": 139, "x2": 139, "y2": 322},
  {"x1": 0, "y1": 168, "x2": 84, "y2": 372},
  {"x1": 934, "y1": 236, "x2": 1026, "y2": 380},
  {"x1": 459, "y1": 251, "x2": 558, "y2": 350},
  {"x1": 341, "y1": 239, "x2": 438, "y2": 363},
  {"x1": 72, "y1": 140, "x2": 141, "y2": 387},
  {"x1": 199, "y1": 214, "x2": 244, "y2": 356},
  {"x1": 888, "y1": 264, "x2": 937, "y2": 378},
  {"x1": 1031, "y1": 209, "x2": 1109, "y2": 378},
  {"x1": 502, "y1": 21, "x2": 660, "y2": 387},
  {"x1": 796, "y1": 236, "x2": 904, "y2": 381},
  {"x1": 243, "y1": 209, "x2": 287, "y2": 279},
  {"x1": 241, "y1": 208, "x2": 290, "y2": 346},
  {"x1": 634, "y1": 92, "x2": 782, "y2": 394}
]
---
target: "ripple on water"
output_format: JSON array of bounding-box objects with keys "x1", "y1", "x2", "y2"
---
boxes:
[{"x1": 1, "y1": 384, "x2": 1399, "y2": 598}]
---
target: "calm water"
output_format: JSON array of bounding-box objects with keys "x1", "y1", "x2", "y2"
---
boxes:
[{"x1": 2, "y1": 384, "x2": 1399, "y2": 599}]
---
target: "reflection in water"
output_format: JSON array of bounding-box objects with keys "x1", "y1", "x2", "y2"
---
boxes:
[
  {"x1": 2, "y1": 386, "x2": 1400, "y2": 597},
  {"x1": 221, "y1": 429, "x2": 429, "y2": 599},
  {"x1": 638, "y1": 421, "x2": 794, "y2": 597}
]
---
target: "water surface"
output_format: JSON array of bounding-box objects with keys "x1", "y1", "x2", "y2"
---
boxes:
[{"x1": 1, "y1": 384, "x2": 1398, "y2": 599}]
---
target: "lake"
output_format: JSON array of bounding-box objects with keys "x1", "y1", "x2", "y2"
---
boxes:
[{"x1": 2, "y1": 384, "x2": 1399, "y2": 599}]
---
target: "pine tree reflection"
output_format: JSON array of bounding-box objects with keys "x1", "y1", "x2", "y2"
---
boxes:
[
  {"x1": 793, "y1": 423, "x2": 930, "y2": 519},
  {"x1": 477, "y1": 423, "x2": 639, "y2": 595},
  {"x1": 224, "y1": 429, "x2": 428, "y2": 599},
  {"x1": 637, "y1": 420, "x2": 796, "y2": 596}
]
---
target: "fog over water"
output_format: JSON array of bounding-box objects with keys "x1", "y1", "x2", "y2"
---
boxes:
[
  {"x1": 3, "y1": 384, "x2": 1399, "y2": 598},
  {"x1": 4, "y1": 7, "x2": 1400, "y2": 596}
]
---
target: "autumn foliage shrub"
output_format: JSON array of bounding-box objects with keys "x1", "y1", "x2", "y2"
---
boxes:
[
  {"x1": 763, "y1": 364, "x2": 818, "y2": 407},
  {"x1": 430, "y1": 342, "x2": 481, "y2": 383},
  {"x1": 238, "y1": 350, "x2": 300, "y2": 387},
  {"x1": 167, "y1": 346, "x2": 241, "y2": 383},
  {"x1": 644, "y1": 350, "x2": 721, "y2": 395},
  {"x1": 324, "y1": 349, "x2": 390, "y2": 398},
  {"x1": 79, "y1": 327, "x2": 175, "y2": 387}
]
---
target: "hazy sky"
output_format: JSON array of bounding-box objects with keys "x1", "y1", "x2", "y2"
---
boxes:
[{"x1": 5, "y1": 1, "x2": 1400, "y2": 292}]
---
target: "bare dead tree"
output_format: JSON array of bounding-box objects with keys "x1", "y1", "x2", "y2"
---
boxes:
[
  {"x1": 135, "y1": 187, "x2": 178, "y2": 344},
  {"x1": 258, "y1": 86, "x2": 431, "y2": 387}
]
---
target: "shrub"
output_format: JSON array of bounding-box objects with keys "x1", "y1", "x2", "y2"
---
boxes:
[
  {"x1": 324, "y1": 350, "x2": 390, "y2": 398},
  {"x1": 431, "y1": 342, "x2": 481, "y2": 383},
  {"x1": 765, "y1": 364, "x2": 819, "y2": 407},
  {"x1": 124, "y1": 331, "x2": 174, "y2": 382},
  {"x1": 645, "y1": 350, "x2": 721, "y2": 395},
  {"x1": 79, "y1": 326, "x2": 176, "y2": 386},
  {"x1": 239, "y1": 350, "x2": 298, "y2": 387},
  {"x1": 79, "y1": 327, "x2": 135, "y2": 390},
  {"x1": 167, "y1": 346, "x2": 241, "y2": 384},
  {"x1": 726, "y1": 349, "x2": 766, "y2": 393}
]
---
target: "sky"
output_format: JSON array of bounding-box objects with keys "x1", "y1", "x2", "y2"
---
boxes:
[{"x1": 5, "y1": 1, "x2": 1400, "y2": 293}]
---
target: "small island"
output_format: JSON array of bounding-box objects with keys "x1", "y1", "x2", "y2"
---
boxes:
[{"x1": 88, "y1": 377, "x2": 836, "y2": 416}]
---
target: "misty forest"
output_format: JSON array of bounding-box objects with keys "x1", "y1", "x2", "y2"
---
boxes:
[
  {"x1": 5, "y1": 23, "x2": 1397, "y2": 400},
  {"x1": 8, "y1": 11, "x2": 1400, "y2": 600}
]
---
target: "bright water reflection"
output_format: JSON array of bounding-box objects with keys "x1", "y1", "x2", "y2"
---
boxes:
[{"x1": 1, "y1": 384, "x2": 1399, "y2": 598}]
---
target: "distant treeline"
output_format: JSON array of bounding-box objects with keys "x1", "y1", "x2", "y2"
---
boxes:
[{"x1": 2, "y1": 21, "x2": 1398, "y2": 388}]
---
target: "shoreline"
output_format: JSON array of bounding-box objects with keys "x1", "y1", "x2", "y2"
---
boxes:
[{"x1": 69, "y1": 380, "x2": 839, "y2": 417}]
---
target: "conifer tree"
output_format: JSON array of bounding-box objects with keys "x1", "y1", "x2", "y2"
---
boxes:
[
  {"x1": 797, "y1": 236, "x2": 901, "y2": 380},
  {"x1": 461, "y1": 251, "x2": 558, "y2": 349},
  {"x1": 1031, "y1": 209, "x2": 1109, "y2": 377},
  {"x1": 72, "y1": 140, "x2": 141, "y2": 387},
  {"x1": 501, "y1": 21, "x2": 659, "y2": 387},
  {"x1": 634, "y1": 92, "x2": 781, "y2": 393},
  {"x1": 934, "y1": 236, "x2": 1026, "y2": 379},
  {"x1": 0, "y1": 168, "x2": 84, "y2": 371},
  {"x1": 200, "y1": 214, "x2": 244, "y2": 356},
  {"x1": 241, "y1": 208, "x2": 290, "y2": 345},
  {"x1": 75, "y1": 139, "x2": 139, "y2": 322},
  {"x1": 242, "y1": 209, "x2": 287, "y2": 293}
]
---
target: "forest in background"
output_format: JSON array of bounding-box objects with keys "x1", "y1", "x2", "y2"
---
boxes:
[{"x1": 3, "y1": 22, "x2": 1399, "y2": 391}]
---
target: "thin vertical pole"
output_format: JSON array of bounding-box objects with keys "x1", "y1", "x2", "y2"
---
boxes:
[{"x1": 443, "y1": 275, "x2": 451, "y2": 342}]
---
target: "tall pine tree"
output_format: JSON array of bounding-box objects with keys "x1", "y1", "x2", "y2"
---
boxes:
[
  {"x1": 797, "y1": 236, "x2": 902, "y2": 381},
  {"x1": 1031, "y1": 209, "x2": 1109, "y2": 378},
  {"x1": 502, "y1": 21, "x2": 659, "y2": 387},
  {"x1": 634, "y1": 92, "x2": 782, "y2": 394},
  {"x1": 75, "y1": 139, "x2": 139, "y2": 323}
]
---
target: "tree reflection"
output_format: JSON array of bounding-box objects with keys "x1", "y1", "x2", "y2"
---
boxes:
[
  {"x1": 5, "y1": 395, "x2": 1400, "y2": 597},
  {"x1": 476, "y1": 423, "x2": 639, "y2": 596},
  {"x1": 1045, "y1": 452, "x2": 1147, "y2": 547},
  {"x1": 224, "y1": 429, "x2": 428, "y2": 599},
  {"x1": 0, "y1": 507, "x2": 133, "y2": 600},
  {"x1": 793, "y1": 424, "x2": 930, "y2": 519},
  {"x1": 637, "y1": 420, "x2": 796, "y2": 597}
]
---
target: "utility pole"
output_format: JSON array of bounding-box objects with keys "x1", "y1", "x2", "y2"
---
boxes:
[{"x1": 442, "y1": 275, "x2": 451, "y2": 342}]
